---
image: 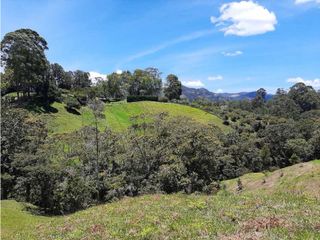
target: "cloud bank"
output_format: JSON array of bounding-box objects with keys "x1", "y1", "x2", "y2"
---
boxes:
[
  {"x1": 182, "y1": 80, "x2": 205, "y2": 88},
  {"x1": 211, "y1": 1, "x2": 277, "y2": 36},
  {"x1": 89, "y1": 71, "x2": 107, "y2": 84}
]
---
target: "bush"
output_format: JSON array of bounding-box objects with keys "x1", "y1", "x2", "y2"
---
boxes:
[
  {"x1": 159, "y1": 96, "x2": 169, "y2": 102},
  {"x1": 52, "y1": 175, "x2": 94, "y2": 214},
  {"x1": 127, "y1": 95, "x2": 158, "y2": 102},
  {"x1": 64, "y1": 96, "x2": 80, "y2": 110}
]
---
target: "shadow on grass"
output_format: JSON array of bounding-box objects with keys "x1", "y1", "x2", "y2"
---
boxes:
[
  {"x1": 65, "y1": 107, "x2": 81, "y2": 115},
  {"x1": 17, "y1": 97, "x2": 59, "y2": 114}
]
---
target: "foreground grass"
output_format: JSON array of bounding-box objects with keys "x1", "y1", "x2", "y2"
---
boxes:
[
  {"x1": 2, "y1": 160, "x2": 319, "y2": 240},
  {"x1": 43, "y1": 101, "x2": 228, "y2": 134}
]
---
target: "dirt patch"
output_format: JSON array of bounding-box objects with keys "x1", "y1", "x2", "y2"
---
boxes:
[
  {"x1": 219, "y1": 231, "x2": 264, "y2": 240},
  {"x1": 219, "y1": 216, "x2": 291, "y2": 240},
  {"x1": 241, "y1": 216, "x2": 289, "y2": 232}
]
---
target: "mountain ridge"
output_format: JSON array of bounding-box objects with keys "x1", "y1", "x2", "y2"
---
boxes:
[{"x1": 182, "y1": 85, "x2": 273, "y2": 101}]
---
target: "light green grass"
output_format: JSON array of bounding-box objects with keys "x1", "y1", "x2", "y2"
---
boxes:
[
  {"x1": 44, "y1": 101, "x2": 229, "y2": 134},
  {"x1": 104, "y1": 101, "x2": 229, "y2": 132},
  {"x1": 44, "y1": 102, "x2": 107, "y2": 134},
  {"x1": 2, "y1": 160, "x2": 319, "y2": 240},
  {"x1": 223, "y1": 160, "x2": 320, "y2": 199}
]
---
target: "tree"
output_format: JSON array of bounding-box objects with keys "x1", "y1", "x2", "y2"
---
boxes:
[
  {"x1": 106, "y1": 73, "x2": 125, "y2": 99},
  {"x1": 288, "y1": 83, "x2": 320, "y2": 112},
  {"x1": 252, "y1": 88, "x2": 267, "y2": 109},
  {"x1": 73, "y1": 70, "x2": 91, "y2": 89},
  {"x1": 88, "y1": 99, "x2": 105, "y2": 199},
  {"x1": 0, "y1": 68, "x2": 14, "y2": 95},
  {"x1": 128, "y1": 68, "x2": 162, "y2": 96},
  {"x1": 268, "y1": 89, "x2": 301, "y2": 119},
  {"x1": 64, "y1": 96, "x2": 80, "y2": 110},
  {"x1": 1, "y1": 28, "x2": 49, "y2": 97},
  {"x1": 164, "y1": 74, "x2": 182, "y2": 100},
  {"x1": 50, "y1": 63, "x2": 65, "y2": 88},
  {"x1": 61, "y1": 71, "x2": 74, "y2": 90},
  {"x1": 1, "y1": 104, "x2": 29, "y2": 198}
]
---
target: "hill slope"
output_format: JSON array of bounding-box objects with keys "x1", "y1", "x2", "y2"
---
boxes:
[
  {"x1": 43, "y1": 101, "x2": 228, "y2": 134},
  {"x1": 2, "y1": 160, "x2": 319, "y2": 240}
]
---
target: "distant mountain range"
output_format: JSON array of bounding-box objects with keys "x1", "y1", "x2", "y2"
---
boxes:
[{"x1": 182, "y1": 86, "x2": 273, "y2": 101}]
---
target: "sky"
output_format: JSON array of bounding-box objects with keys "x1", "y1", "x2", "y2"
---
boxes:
[{"x1": 1, "y1": 0, "x2": 320, "y2": 93}]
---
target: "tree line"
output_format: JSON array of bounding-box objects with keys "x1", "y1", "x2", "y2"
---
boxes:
[{"x1": 1, "y1": 29, "x2": 182, "y2": 104}]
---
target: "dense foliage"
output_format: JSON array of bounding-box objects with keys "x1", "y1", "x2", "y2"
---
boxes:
[{"x1": 1, "y1": 28, "x2": 320, "y2": 215}]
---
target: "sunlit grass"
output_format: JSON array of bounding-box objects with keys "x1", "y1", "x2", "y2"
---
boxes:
[
  {"x1": 2, "y1": 160, "x2": 319, "y2": 240},
  {"x1": 44, "y1": 101, "x2": 229, "y2": 134}
]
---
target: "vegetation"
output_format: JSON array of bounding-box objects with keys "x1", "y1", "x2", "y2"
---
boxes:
[
  {"x1": 1, "y1": 160, "x2": 319, "y2": 240},
  {"x1": 1, "y1": 28, "x2": 320, "y2": 239}
]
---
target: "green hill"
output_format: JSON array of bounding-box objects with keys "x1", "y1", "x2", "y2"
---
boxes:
[
  {"x1": 41, "y1": 101, "x2": 229, "y2": 134},
  {"x1": 2, "y1": 160, "x2": 319, "y2": 240}
]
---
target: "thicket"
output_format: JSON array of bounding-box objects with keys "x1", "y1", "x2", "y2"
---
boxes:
[{"x1": 2, "y1": 83, "x2": 320, "y2": 214}]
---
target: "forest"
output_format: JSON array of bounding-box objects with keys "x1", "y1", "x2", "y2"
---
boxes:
[{"x1": 1, "y1": 28, "x2": 320, "y2": 216}]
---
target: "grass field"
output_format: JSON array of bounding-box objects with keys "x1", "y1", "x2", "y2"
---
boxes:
[
  {"x1": 2, "y1": 160, "x2": 319, "y2": 240},
  {"x1": 42, "y1": 101, "x2": 228, "y2": 134}
]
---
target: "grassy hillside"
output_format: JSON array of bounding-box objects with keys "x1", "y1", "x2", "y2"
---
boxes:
[
  {"x1": 2, "y1": 160, "x2": 319, "y2": 240},
  {"x1": 42, "y1": 101, "x2": 228, "y2": 134}
]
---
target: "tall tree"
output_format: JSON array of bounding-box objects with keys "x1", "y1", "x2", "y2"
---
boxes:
[
  {"x1": 88, "y1": 99, "x2": 105, "y2": 198},
  {"x1": 50, "y1": 63, "x2": 65, "y2": 87},
  {"x1": 73, "y1": 70, "x2": 91, "y2": 89},
  {"x1": 1, "y1": 29, "x2": 49, "y2": 97},
  {"x1": 164, "y1": 74, "x2": 182, "y2": 100},
  {"x1": 252, "y1": 88, "x2": 267, "y2": 108},
  {"x1": 288, "y1": 82, "x2": 320, "y2": 112}
]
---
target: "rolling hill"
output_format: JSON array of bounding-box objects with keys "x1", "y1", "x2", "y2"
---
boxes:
[
  {"x1": 1, "y1": 160, "x2": 319, "y2": 240},
  {"x1": 41, "y1": 101, "x2": 229, "y2": 134}
]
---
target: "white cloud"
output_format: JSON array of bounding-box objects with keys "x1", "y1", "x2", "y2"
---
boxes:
[
  {"x1": 182, "y1": 80, "x2": 205, "y2": 88},
  {"x1": 216, "y1": 89, "x2": 224, "y2": 93},
  {"x1": 211, "y1": 1, "x2": 277, "y2": 36},
  {"x1": 116, "y1": 69, "x2": 123, "y2": 74},
  {"x1": 222, "y1": 50, "x2": 243, "y2": 57},
  {"x1": 89, "y1": 71, "x2": 107, "y2": 84},
  {"x1": 208, "y1": 75, "x2": 223, "y2": 81},
  {"x1": 295, "y1": 0, "x2": 320, "y2": 4},
  {"x1": 287, "y1": 77, "x2": 320, "y2": 88}
]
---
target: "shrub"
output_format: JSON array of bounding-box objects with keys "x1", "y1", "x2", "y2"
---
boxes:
[
  {"x1": 158, "y1": 96, "x2": 169, "y2": 102},
  {"x1": 64, "y1": 96, "x2": 80, "y2": 110},
  {"x1": 52, "y1": 175, "x2": 94, "y2": 214}
]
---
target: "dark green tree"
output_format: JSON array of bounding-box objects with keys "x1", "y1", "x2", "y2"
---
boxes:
[
  {"x1": 164, "y1": 74, "x2": 182, "y2": 100},
  {"x1": 252, "y1": 88, "x2": 266, "y2": 109},
  {"x1": 73, "y1": 70, "x2": 91, "y2": 88},
  {"x1": 288, "y1": 83, "x2": 320, "y2": 112},
  {"x1": 1, "y1": 28, "x2": 49, "y2": 97}
]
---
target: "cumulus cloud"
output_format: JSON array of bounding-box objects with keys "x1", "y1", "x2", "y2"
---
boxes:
[
  {"x1": 295, "y1": 0, "x2": 320, "y2": 4},
  {"x1": 89, "y1": 71, "x2": 107, "y2": 84},
  {"x1": 116, "y1": 69, "x2": 123, "y2": 74},
  {"x1": 210, "y1": 1, "x2": 277, "y2": 36},
  {"x1": 216, "y1": 89, "x2": 224, "y2": 93},
  {"x1": 208, "y1": 75, "x2": 223, "y2": 81},
  {"x1": 222, "y1": 50, "x2": 243, "y2": 57},
  {"x1": 287, "y1": 77, "x2": 320, "y2": 88},
  {"x1": 182, "y1": 80, "x2": 205, "y2": 88}
]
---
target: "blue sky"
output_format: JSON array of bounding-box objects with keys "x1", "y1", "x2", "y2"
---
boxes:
[{"x1": 1, "y1": 0, "x2": 320, "y2": 93}]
